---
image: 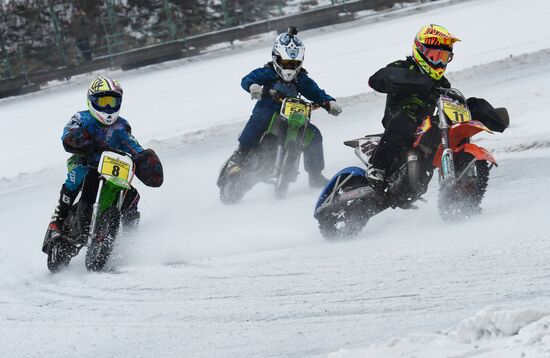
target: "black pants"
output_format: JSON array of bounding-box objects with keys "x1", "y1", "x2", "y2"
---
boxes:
[{"x1": 370, "y1": 113, "x2": 418, "y2": 172}]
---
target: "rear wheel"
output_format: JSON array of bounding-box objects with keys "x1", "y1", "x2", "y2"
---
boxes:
[
  {"x1": 47, "y1": 240, "x2": 77, "y2": 273},
  {"x1": 318, "y1": 205, "x2": 368, "y2": 240},
  {"x1": 85, "y1": 207, "x2": 119, "y2": 271},
  {"x1": 438, "y1": 152, "x2": 490, "y2": 222},
  {"x1": 219, "y1": 171, "x2": 249, "y2": 205},
  {"x1": 316, "y1": 176, "x2": 371, "y2": 240}
]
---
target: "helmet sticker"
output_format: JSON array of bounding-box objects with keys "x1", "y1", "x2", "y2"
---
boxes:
[
  {"x1": 279, "y1": 33, "x2": 291, "y2": 45},
  {"x1": 90, "y1": 78, "x2": 104, "y2": 92},
  {"x1": 286, "y1": 47, "x2": 299, "y2": 59}
]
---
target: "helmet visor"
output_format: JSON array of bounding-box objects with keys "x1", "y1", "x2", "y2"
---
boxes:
[
  {"x1": 91, "y1": 94, "x2": 121, "y2": 109},
  {"x1": 416, "y1": 40, "x2": 453, "y2": 66},
  {"x1": 278, "y1": 59, "x2": 302, "y2": 70}
]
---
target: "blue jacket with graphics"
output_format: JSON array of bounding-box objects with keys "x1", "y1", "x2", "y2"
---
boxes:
[
  {"x1": 62, "y1": 110, "x2": 143, "y2": 167},
  {"x1": 241, "y1": 63, "x2": 335, "y2": 110}
]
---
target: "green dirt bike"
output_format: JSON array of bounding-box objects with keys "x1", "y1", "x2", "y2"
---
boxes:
[
  {"x1": 43, "y1": 150, "x2": 137, "y2": 272},
  {"x1": 217, "y1": 96, "x2": 323, "y2": 203}
]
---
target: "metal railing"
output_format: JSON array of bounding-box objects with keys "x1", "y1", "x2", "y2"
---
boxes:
[
  {"x1": 0, "y1": 0, "x2": 418, "y2": 97},
  {"x1": 0, "y1": 0, "x2": 354, "y2": 79}
]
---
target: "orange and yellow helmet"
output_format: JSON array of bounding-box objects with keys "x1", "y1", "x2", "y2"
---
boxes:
[{"x1": 412, "y1": 24, "x2": 460, "y2": 80}]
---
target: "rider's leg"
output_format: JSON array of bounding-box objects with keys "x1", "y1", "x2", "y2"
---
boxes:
[
  {"x1": 43, "y1": 165, "x2": 89, "y2": 251},
  {"x1": 231, "y1": 105, "x2": 275, "y2": 166},
  {"x1": 368, "y1": 116, "x2": 418, "y2": 185},
  {"x1": 303, "y1": 124, "x2": 329, "y2": 188}
]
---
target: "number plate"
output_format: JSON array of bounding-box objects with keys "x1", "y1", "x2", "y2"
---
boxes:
[
  {"x1": 443, "y1": 99, "x2": 471, "y2": 123},
  {"x1": 100, "y1": 156, "x2": 131, "y2": 181},
  {"x1": 282, "y1": 101, "x2": 310, "y2": 119}
]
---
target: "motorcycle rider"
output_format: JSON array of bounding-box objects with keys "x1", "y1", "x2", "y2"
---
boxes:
[
  {"x1": 367, "y1": 24, "x2": 459, "y2": 189},
  {"x1": 228, "y1": 27, "x2": 342, "y2": 188},
  {"x1": 43, "y1": 76, "x2": 163, "y2": 252}
]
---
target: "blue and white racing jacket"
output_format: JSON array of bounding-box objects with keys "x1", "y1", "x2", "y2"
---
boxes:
[{"x1": 62, "y1": 110, "x2": 143, "y2": 168}]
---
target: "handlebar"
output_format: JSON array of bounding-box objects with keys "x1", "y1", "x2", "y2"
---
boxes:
[
  {"x1": 435, "y1": 87, "x2": 467, "y2": 104},
  {"x1": 97, "y1": 146, "x2": 131, "y2": 158},
  {"x1": 268, "y1": 88, "x2": 329, "y2": 111}
]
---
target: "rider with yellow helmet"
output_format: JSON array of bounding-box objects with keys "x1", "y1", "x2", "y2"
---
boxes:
[
  {"x1": 42, "y1": 76, "x2": 163, "y2": 253},
  {"x1": 367, "y1": 24, "x2": 460, "y2": 188}
]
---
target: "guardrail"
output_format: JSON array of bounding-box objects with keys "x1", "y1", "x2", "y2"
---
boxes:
[{"x1": 0, "y1": 0, "x2": 410, "y2": 99}]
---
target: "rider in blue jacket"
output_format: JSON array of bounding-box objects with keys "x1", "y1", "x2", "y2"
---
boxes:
[
  {"x1": 229, "y1": 28, "x2": 342, "y2": 187},
  {"x1": 43, "y1": 76, "x2": 163, "y2": 251}
]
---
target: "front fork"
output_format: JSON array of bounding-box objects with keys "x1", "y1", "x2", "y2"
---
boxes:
[
  {"x1": 271, "y1": 117, "x2": 308, "y2": 178},
  {"x1": 87, "y1": 180, "x2": 104, "y2": 246},
  {"x1": 438, "y1": 98, "x2": 456, "y2": 186},
  {"x1": 87, "y1": 179, "x2": 126, "y2": 246}
]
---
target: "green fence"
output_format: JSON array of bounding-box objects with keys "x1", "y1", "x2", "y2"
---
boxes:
[{"x1": 0, "y1": 0, "x2": 351, "y2": 80}]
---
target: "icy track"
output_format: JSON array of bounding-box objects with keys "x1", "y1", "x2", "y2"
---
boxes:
[{"x1": 2, "y1": 0, "x2": 550, "y2": 357}]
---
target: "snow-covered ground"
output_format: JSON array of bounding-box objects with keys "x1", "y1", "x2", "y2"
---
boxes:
[{"x1": 1, "y1": 0, "x2": 550, "y2": 357}]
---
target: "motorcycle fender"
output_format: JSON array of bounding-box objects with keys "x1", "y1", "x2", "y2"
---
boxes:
[
  {"x1": 462, "y1": 143, "x2": 498, "y2": 166},
  {"x1": 314, "y1": 166, "x2": 366, "y2": 216},
  {"x1": 433, "y1": 143, "x2": 497, "y2": 168}
]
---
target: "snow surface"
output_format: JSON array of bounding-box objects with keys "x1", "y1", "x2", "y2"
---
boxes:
[{"x1": 1, "y1": 0, "x2": 550, "y2": 357}]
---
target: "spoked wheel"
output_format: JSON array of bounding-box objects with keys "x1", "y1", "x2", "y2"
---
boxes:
[
  {"x1": 219, "y1": 171, "x2": 249, "y2": 205},
  {"x1": 318, "y1": 203, "x2": 369, "y2": 240},
  {"x1": 316, "y1": 176, "x2": 372, "y2": 240},
  {"x1": 438, "y1": 153, "x2": 490, "y2": 222},
  {"x1": 85, "y1": 207, "x2": 119, "y2": 272},
  {"x1": 47, "y1": 240, "x2": 77, "y2": 273},
  {"x1": 274, "y1": 143, "x2": 300, "y2": 200}
]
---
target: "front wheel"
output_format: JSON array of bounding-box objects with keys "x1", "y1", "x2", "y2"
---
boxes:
[
  {"x1": 85, "y1": 207, "x2": 120, "y2": 271},
  {"x1": 274, "y1": 143, "x2": 301, "y2": 200},
  {"x1": 438, "y1": 153, "x2": 490, "y2": 222}
]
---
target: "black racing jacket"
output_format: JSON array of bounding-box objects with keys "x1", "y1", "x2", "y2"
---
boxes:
[{"x1": 369, "y1": 56, "x2": 451, "y2": 127}]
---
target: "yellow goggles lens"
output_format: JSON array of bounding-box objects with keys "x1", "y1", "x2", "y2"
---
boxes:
[{"x1": 96, "y1": 96, "x2": 118, "y2": 108}]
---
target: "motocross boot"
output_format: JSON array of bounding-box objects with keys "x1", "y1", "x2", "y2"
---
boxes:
[
  {"x1": 227, "y1": 147, "x2": 250, "y2": 175},
  {"x1": 308, "y1": 172, "x2": 329, "y2": 188},
  {"x1": 366, "y1": 167, "x2": 386, "y2": 193},
  {"x1": 42, "y1": 185, "x2": 77, "y2": 253}
]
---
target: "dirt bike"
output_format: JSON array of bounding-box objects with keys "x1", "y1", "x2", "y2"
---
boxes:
[
  {"x1": 314, "y1": 88, "x2": 509, "y2": 239},
  {"x1": 217, "y1": 94, "x2": 323, "y2": 203},
  {"x1": 43, "y1": 150, "x2": 138, "y2": 272}
]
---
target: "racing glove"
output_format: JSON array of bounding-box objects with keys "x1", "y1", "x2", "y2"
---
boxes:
[
  {"x1": 249, "y1": 84, "x2": 263, "y2": 100},
  {"x1": 326, "y1": 101, "x2": 342, "y2": 116}
]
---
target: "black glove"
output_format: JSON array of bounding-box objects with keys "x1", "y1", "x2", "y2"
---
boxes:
[
  {"x1": 133, "y1": 149, "x2": 163, "y2": 187},
  {"x1": 63, "y1": 127, "x2": 95, "y2": 155}
]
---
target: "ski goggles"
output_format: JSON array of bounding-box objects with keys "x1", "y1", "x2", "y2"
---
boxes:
[
  {"x1": 278, "y1": 59, "x2": 302, "y2": 70},
  {"x1": 416, "y1": 39, "x2": 454, "y2": 66},
  {"x1": 278, "y1": 33, "x2": 303, "y2": 46},
  {"x1": 92, "y1": 95, "x2": 121, "y2": 109}
]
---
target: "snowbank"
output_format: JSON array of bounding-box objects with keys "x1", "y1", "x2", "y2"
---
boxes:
[{"x1": 329, "y1": 309, "x2": 550, "y2": 357}]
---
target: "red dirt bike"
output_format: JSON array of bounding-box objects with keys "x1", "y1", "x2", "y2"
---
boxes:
[{"x1": 314, "y1": 88, "x2": 509, "y2": 239}]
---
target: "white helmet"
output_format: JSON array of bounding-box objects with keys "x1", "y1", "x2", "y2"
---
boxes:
[
  {"x1": 272, "y1": 27, "x2": 305, "y2": 82},
  {"x1": 87, "y1": 76, "x2": 123, "y2": 125}
]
